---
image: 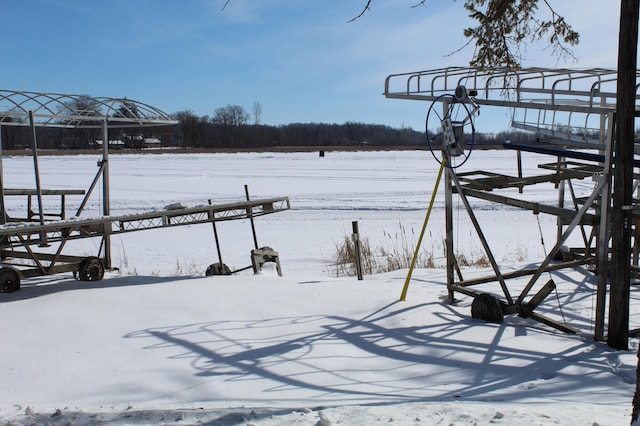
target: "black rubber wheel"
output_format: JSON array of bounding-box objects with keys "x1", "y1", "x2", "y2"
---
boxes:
[
  {"x1": 425, "y1": 93, "x2": 476, "y2": 169},
  {"x1": 0, "y1": 267, "x2": 21, "y2": 293},
  {"x1": 78, "y1": 257, "x2": 105, "y2": 281},
  {"x1": 205, "y1": 263, "x2": 231, "y2": 276}
]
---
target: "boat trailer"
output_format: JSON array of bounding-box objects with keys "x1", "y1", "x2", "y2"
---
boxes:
[{"x1": 0, "y1": 90, "x2": 290, "y2": 293}]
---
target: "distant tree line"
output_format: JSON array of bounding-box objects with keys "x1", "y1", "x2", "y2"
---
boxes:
[{"x1": 0, "y1": 103, "x2": 541, "y2": 151}]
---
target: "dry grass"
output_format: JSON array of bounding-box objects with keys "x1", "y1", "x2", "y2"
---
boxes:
[
  {"x1": 328, "y1": 223, "x2": 436, "y2": 277},
  {"x1": 328, "y1": 223, "x2": 527, "y2": 278}
]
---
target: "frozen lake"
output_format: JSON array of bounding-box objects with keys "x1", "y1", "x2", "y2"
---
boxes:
[{"x1": 0, "y1": 149, "x2": 594, "y2": 277}]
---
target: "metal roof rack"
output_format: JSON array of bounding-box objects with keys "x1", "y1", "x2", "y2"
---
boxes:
[{"x1": 385, "y1": 66, "x2": 639, "y2": 151}]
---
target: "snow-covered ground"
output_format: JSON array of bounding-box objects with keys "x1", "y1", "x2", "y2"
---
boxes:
[{"x1": 0, "y1": 150, "x2": 636, "y2": 425}]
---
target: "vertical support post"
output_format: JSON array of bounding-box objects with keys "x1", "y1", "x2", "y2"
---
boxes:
[
  {"x1": 101, "y1": 119, "x2": 112, "y2": 268},
  {"x1": 209, "y1": 199, "x2": 224, "y2": 267},
  {"x1": 608, "y1": 0, "x2": 639, "y2": 351},
  {"x1": 352, "y1": 220, "x2": 363, "y2": 280},
  {"x1": 445, "y1": 163, "x2": 455, "y2": 301},
  {"x1": 441, "y1": 98, "x2": 457, "y2": 302},
  {"x1": 0, "y1": 123, "x2": 6, "y2": 224},
  {"x1": 595, "y1": 113, "x2": 614, "y2": 341},
  {"x1": 245, "y1": 184, "x2": 259, "y2": 249},
  {"x1": 28, "y1": 111, "x2": 50, "y2": 247},
  {"x1": 28, "y1": 111, "x2": 45, "y2": 229},
  {"x1": 556, "y1": 153, "x2": 566, "y2": 244},
  {"x1": 516, "y1": 149, "x2": 523, "y2": 194}
]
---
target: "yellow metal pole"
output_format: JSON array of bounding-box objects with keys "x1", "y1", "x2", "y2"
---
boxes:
[{"x1": 399, "y1": 158, "x2": 446, "y2": 301}]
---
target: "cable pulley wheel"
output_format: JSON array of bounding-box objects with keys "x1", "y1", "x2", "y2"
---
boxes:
[{"x1": 425, "y1": 93, "x2": 476, "y2": 169}]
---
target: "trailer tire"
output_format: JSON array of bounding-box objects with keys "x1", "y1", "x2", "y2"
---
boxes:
[
  {"x1": 79, "y1": 257, "x2": 105, "y2": 281},
  {"x1": 0, "y1": 268, "x2": 20, "y2": 293}
]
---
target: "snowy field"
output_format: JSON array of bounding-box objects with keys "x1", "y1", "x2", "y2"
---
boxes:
[{"x1": 0, "y1": 149, "x2": 637, "y2": 425}]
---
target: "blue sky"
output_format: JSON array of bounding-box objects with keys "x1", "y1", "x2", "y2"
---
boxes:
[{"x1": 1, "y1": 0, "x2": 623, "y2": 132}]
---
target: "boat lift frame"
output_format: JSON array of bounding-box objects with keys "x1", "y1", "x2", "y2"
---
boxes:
[
  {"x1": 385, "y1": 67, "x2": 639, "y2": 339},
  {"x1": 0, "y1": 90, "x2": 290, "y2": 292}
]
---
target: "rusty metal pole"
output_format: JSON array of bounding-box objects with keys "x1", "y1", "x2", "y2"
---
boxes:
[
  {"x1": 101, "y1": 119, "x2": 112, "y2": 268},
  {"x1": 0, "y1": 124, "x2": 6, "y2": 224},
  {"x1": 28, "y1": 112, "x2": 45, "y2": 228},
  {"x1": 208, "y1": 199, "x2": 224, "y2": 268},
  {"x1": 245, "y1": 184, "x2": 259, "y2": 249}
]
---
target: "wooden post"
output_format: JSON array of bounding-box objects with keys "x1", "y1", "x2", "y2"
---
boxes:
[
  {"x1": 352, "y1": 220, "x2": 363, "y2": 280},
  {"x1": 608, "y1": 0, "x2": 639, "y2": 351}
]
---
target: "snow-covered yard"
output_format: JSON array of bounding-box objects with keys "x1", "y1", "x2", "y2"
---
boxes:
[{"x1": 0, "y1": 150, "x2": 636, "y2": 425}]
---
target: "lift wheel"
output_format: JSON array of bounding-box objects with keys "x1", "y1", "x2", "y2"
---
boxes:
[
  {"x1": 78, "y1": 257, "x2": 105, "y2": 282},
  {"x1": 0, "y1": 267, "x2": 21, "y2": 293}
]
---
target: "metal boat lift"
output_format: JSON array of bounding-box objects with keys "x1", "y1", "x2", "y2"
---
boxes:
[
  {"x1": 0, "y1": 90, "x2": 290, "y2": 293},
  {"x1": 385, "y1": 67, "x2": 639, "y2": 338}
]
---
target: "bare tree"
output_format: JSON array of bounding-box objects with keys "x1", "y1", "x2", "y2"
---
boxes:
[
  {"x1": 212, "y1": 104, "x2": 249, "y2": 127},
  {"x1": 174, "y1": 109, "x2": 209, "y2": 148},
  {"x1": 251, "y1": 101, "x2": 262, "y2": 125},
  {"x1": 212, "y1": 104, "x2": 250, "y2": 146}
]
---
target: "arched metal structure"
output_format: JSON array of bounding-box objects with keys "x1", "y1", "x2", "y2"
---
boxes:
[
  {"x1": 0, "y1": 90, "x2": 178, "y2": 273},
  {"x1": 0, "y1": 89, "x2": 176, "y2": 128}
]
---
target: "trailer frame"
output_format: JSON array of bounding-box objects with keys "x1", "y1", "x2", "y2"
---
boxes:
[{"x1": 0, "y1": 90, "x2": 290, "y2": 292}]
